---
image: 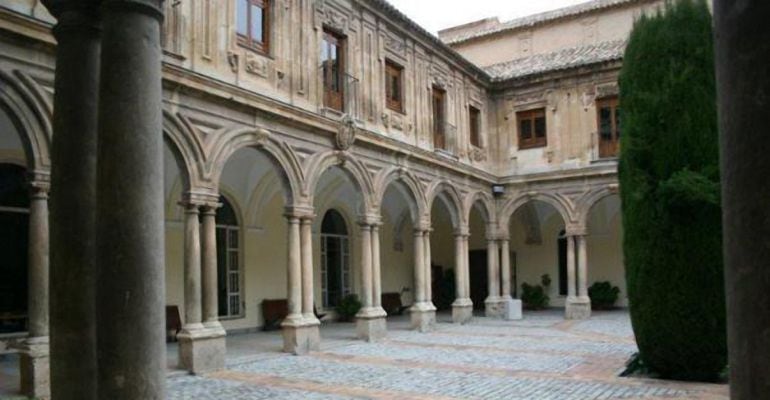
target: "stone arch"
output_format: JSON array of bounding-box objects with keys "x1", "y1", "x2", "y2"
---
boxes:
[
  {"x1": 575, "y1": 185, "x2": 620, "y2": 228},
  {"x1": 463, "y1": 189, "x2": 495, "y2": 226},
  {"x1": 162, "y1": 110, "x2": 206, "y2": 191},
  {"x1": 207, "y1": 126, "x2": 302, "y2": 204},
  {"x1": 373, "y1": 166, "x2": 426, "y2": 223},
  {"x1": 425, "y1": 180, "x2": 463, "y2": 229},
  {"x1": 500, "y1": 191, "x2": 573, "y2": 228},
  {"x1": 0, "y1": 68, "x2": 51, "y2": 175},
  {"x1": 303, "y1": 150, "x2": 375, "y2": 213}
]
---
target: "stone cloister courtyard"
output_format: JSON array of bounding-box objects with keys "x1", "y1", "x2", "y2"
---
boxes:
[{"x1": 2, "y1": 310, "x2": 727, "y2": 399}]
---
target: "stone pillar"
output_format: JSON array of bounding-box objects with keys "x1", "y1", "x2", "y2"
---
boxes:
[
  {"x1": 565, "y1": 230, "x2": 590, "y2": 319},
  {"x1": 410, "y1": 228, "x2": 435, "y2": 331},
  {"x1": 714, "y1": 2, "x2": 770, "y2": 396},
  {"x1": 371, "y1": 224, "x2": 383, "y2": 311},
  {"x1": 500, "y1": 239, "x2": 512, "y2": 299},
  {"x1": 577, "y1": 235, "x2": 590, "y2": 303},
  {"x1": 451, "y1": 229, "x2": 473, "y2": 324},
  {"x1": 178, "y1": 202, "x2": 225, "y2": 374},
  {"x1": 44, "y1": 1, "x2": 100, "y2": 398},
  {"x1": 423, "y1": 230, "x2": 435, "y2": 308},
  {"x1": 282, "y1": 211, "x2": 319, "y2": 354},
  {"x1": 357, "y1": 220, "x2": 387, "y2": 341},
  {"x1": 300, "y1": 216, "x2": 317, "y2": 323},
  {"x1": 95, "y1": 1, "x2": 166, "y2": 397},
  {"x1": 181, "y1": 203, "x2": 203, "y2": 330},
  {"x1": 485, "y1": 237, "x2": 502, "y2": 317},
  {"x1": 463, "y1": 235, "x2": 471, "y2": 305},
  {"x1": 19, "y1": 183, "x2": 50, "y2": 399}
]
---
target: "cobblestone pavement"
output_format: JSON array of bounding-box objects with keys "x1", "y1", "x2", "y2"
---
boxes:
[{"x1": 167, "y1": 310, "x2": 729, "y2": 400}]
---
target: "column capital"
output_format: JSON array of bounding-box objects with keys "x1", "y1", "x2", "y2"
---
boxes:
[
  {"x1": 28, "y1": 182, "x2": 50, "y2": 200},
  {"x1": 183, "y1": 190, "x2": 219, "y2": 207},
  {"x1": 358, "y1": 213, "x2": 382, "y2": 227},
  {"x1": 284, "y1": 204, "x2": 315, "y2": 220},
  {"x1": 565, "y1": 224, "x2": 588, "y2": 236},
  {"x1": 453, "y1": 226, "x2": 470, "y2": 237},
  {"x1": 177, "y1": 200, "x2": 202, "y2": 213}
]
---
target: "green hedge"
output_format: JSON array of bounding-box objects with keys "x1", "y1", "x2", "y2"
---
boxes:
[{"x1": 618, "y1": 0, "x2": 726, "y2": 382}]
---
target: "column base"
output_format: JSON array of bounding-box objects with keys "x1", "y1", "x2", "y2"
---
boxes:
[
  {"x1": 484, "y1": 296, "x2": 504, "y2": 318},
  {"x1": 451, "y1": 298, "x2": 473, "y2": 324},
  {"x1": 282, "y1": 318, "x2": 320, "y2": 355},
  {"x1": 565, "y1": 297, "x2": 592, "y2": 320},
  {"x1": 410, "y1": 302, "x2": 436, "y2": 332},
  {"x1": 18, "y1": 336, "x2": 50, "y2": 400},
  {"x1": 356, "y1": 308, "x2": 388, "y2": 342},
  {"x1": 178, "y1": 325, "x2": 227, "y2": 374}
]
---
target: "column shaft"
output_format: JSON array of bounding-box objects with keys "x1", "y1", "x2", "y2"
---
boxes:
[
  {"x1": 463, "y1": 237, "x2": 471, "y2": 301},
  {"x1": 286, "y1": 217, "x2": 302, "y2": 319},
  {"x1": 487, "y1": 239, "x2": 500, "y2": 298},
  {"x1": 182, "y1": 205, "x2": 202, "y2": 328},
  {"x1": 577, "y1": 235, "x2": 588, "y2": 299},
  {"x1": 359, "y1": 224, "x2": 373, "y2": 309},
  {"x1": 424, "y1": 231, "x2": 432, "y2": 304},
  {"x1": 27, "y1": 189, "x2": 49, "y2": 337},
  {"x1": 201, "y1": 207, "x2": 219, "y2": 325},
  {"x1": 300, "y1": 218, "x2": 315, "y2": 318},
  {"x1": 95, "y1": 1, "x2": 166, "y2": 398},
  {"x1": 500, "y1": 239, "x2": 511, "y2": 299},
  {"x1": 372, "y1": 225, "x2": 382, "y2": 308},
  {"x1": 567, "y1": 235, "x2": 577, "y2": 299},
  {"x1": 47, "y1": 4, "x2": 100, "y2": 399},
  {"x1": 454, "y1": 234, "x2": 464, "y2": 300},
  {"x1": 413, "y1": 230, "x2": 425, "y2": 303}
]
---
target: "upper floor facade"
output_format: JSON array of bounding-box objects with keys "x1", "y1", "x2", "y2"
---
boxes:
[{"x1": 0, "y1": 0, "x2": 666, "y2": 186}]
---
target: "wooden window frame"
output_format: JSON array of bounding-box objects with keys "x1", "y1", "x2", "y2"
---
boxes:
[
  {"x1": 236, "y1": 0, "x2": 270, "y2": 55},
  {"x1": 516, "y1": 108, "x2": 547, "y2": 150},
  {"x1": 385, "y1": 60, "x2": 404, "y2": 113},
  {"x1": 322, "y1": 29, "x2": 345, "y2": 112},
  {"x1": 469, "y1": 105, "x2": 481, "y2": 148},
  {"x1": 596, "y1": 97, "x2": 620, "y2": 158},
  {"x1": 432, "y1": 87, "x2": 447, "y2": 150}
]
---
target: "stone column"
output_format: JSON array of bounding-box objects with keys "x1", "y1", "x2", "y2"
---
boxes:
[
  {"x1": 500, "y1": 239, "x2": 512, "y2": 299},
  {"x1": 463, "y1": 235, "x2": 471, "y2": 304},
  {"x1": 282, "y1": 211, "x2": 319, "y2": 354},
  {"x1": 178, "y1": 202, "x2": 225, "y2": 374},
  {"x1": 356, "y1": 220, "x2": 387, "y2": 341},
  {"x1": 577, "y1": 235, "x2": 590, "y2": 302},
  {"x1": 371, "y1": 224, "x2": 383, "y2": 311},
  {"x1": 423, "y1": 229, "x2": 435, "y2": 309},
  {"x1": 714, "y1": 2, "x2": 770, "y2": 396},
  {"x1": 44, "y1": 1, "x2": 100, "y2": 398},
  {"x1": 300, "y1": 216, "x2": 317, "y2": 322},
  {"x1": 451, "y1": 229, "x2": 473, "y2": 324},
  {"x1": 565, "y1": 230, "x2": 590, "y2": 320},
  {"x1": 410, "y1": 228, "x2": 435, "y2": 331},
  {"x1": 484, "y1": 237, "x2": 502, "y2": 317},
  {"x1": 181, "y1": 203, "x2": 203, "y2": 330},
  {"x1": 95, "y1": 0, "x2": 166, "y2": 397},
  {"x1": 19, "y1": 183, "x2": 50, "y2": 399}
]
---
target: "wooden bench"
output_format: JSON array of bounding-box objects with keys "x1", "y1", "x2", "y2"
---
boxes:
[
  {"x1": 261, "y1": 299, "x2": 327, "y2": 331},
  {"x1": 381, "y1": 292, "x2": 410, "y2": 316}
]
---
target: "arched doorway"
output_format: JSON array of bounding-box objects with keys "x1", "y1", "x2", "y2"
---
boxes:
[
  {"x1": 216, "y1": 195, "x2": 242, "y2": 318},
  {"x1": 320, "y1": 209, "x2": 350, "y2": 309},
  {"x1": 0, "y1": 163, "x2": 29, "y2": 333}
]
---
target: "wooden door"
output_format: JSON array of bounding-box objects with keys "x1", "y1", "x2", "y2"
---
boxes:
[
  {"x1": 432, "y1": 87, "x2": 446, "y2": 150},
  {"x1": 597, "y1": 97, "x2": 620, "y2": 158}
]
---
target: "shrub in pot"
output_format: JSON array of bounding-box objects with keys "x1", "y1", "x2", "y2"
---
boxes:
[
  {"x1": 588, "y1": 281, "x2": 620, "y2": 309},
  {"x1": 521, "y1": 274, "x2": 551, "y2": 310},
  {"x1": 335, "y1": 294, "x2": 362, "y2": 322}
]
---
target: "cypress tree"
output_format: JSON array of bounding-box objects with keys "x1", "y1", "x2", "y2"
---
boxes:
[{"x1": 618, "y1": 0, "x2": 726, "y2": 381}]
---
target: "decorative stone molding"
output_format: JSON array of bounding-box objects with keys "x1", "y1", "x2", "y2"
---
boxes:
[
  {"x1": 595, "y1": 82, "x2": 619, "y2": 98},
  {"x1": 470, "y1": 146, "x2": 487, "y2": 162},
  {"x1": 244, "y1": 52, "x2": 269, "y2": 78},
  {"x1": 314, "y1": 0, "x2": 352, "y2": 33},
  {"x1": 227, "y1": 51, "x2": 239, "y2": 73},
  {"x1": 335, "y1": 115, "x2": 357, "y2": 151}
]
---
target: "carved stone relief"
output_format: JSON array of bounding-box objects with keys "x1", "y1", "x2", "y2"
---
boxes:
[
  {"x1": 245, "y1": 52, "x2": 269, "y2": 78},
  {"x1": 336, "y1": 114, "x2": 357, "y2": 151}
]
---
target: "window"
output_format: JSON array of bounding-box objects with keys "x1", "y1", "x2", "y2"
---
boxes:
[
  {"x1": 517, "y1": 108, "x2": 547, "y2": 149},
  {"x1": 216, "y1": 196, "x2": 242, "y2": 318},
  {"x1": 432, "y1": 87, "x2": 446, "y2": 150},
  {"x1": 320, "y1": 210, "x2": 350, "y2": 308},
  {"x1": 236, "y1": 0, "x2": 269, "y2": 54},
  {"x1": 469, "y1": 105, "x2": 481, "y2": 148},
  {"x1": 597, "y1": 97, "x2": 620, "y2": 158},
  {"x1": 0, "y1": 164, "x2": 30, "y2": 333},
  {"x1": 385, "y1": 60, "x2": 404, "y2": 113},
  {"x1": 322, "y1": 29, "x2": 345, "y2": 112}
]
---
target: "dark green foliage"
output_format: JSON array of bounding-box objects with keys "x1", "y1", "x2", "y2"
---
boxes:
[
  {"x1": 335, "y1": 294, "x2": 362, "y2": 322},
  {"x1": 618, "y1": 0, "x2": 725, "y2": 382},
  {"x1": 433, "y1": 268, "x2": 456, "y2": 311},
  {"x1": 588, "y1": 281, "x2": 620, "y2": 309},
  {"x1": 521, "y1": 274, "x2": 551, "y2": 310}
]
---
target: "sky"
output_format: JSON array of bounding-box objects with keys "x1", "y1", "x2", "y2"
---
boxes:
[{"x1": 384, "y1": 0, "x2": 591, "y2": 35}]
